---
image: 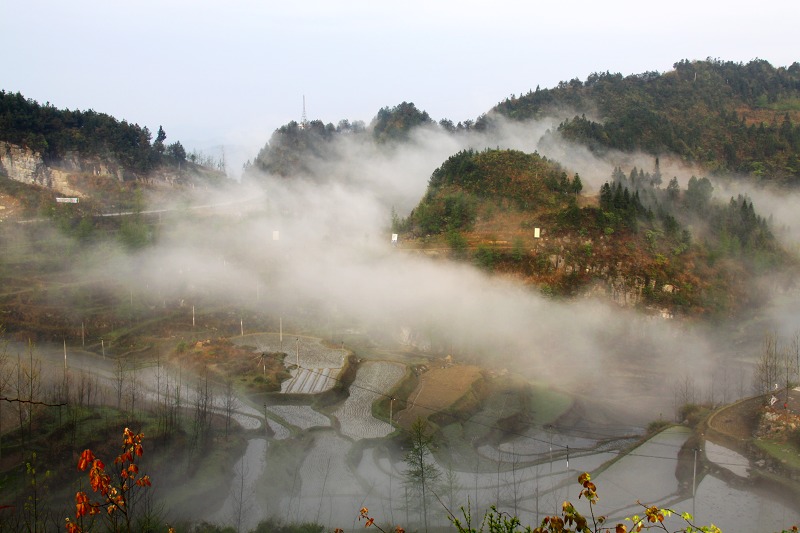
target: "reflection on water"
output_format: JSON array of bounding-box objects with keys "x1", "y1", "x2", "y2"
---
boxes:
[
  {"x1": 11, "y1": 340, "x2": 798, "y2": 531},
  {"x1": 704, "y1": 440, "x2": 750, "y2": 478},
  {"x1": 674, "y1": 474, "x2": 800, "y2": 532},
  {"x1": 209, "y1": 438, "x2": 269, "y2": 531}
]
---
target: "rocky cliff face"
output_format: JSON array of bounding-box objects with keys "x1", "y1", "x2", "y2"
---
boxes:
[
  {"x1": 0, "y1": 141, "x2": 125, "y2": 196},
  {"x1": 0, "y1": 141, "x2": 51, "y2": 186}
]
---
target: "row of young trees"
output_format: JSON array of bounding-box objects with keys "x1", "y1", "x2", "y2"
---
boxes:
[
  {"x1": 753, "y1": 331, "x2": 800, "y2": 399},
  {"x1": 0, "y1": 331, "x2": 244, "y2": 531}
]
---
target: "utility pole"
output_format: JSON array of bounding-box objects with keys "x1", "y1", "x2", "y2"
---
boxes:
[{"x1": 692, "y1": 448, "x2": 697, "y2": 517}]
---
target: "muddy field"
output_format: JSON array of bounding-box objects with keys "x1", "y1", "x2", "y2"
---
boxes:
[{"x1": 393, "y1": 364, "x2": 485, "y2": 429}]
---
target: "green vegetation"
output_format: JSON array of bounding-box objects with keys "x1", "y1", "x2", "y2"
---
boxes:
[
  {"x1": 247, "y1": 101, "x2": 436, "y2": 179},
  {"x1": 249, "y1": 119, "x2": 340, "y2": 177},
  {"x1": 493, "y1": 59, "x2": 800, "y2": 184},
  {"x1": 371, "y1": 101, "x2": 434, "y2": 143},
  {"x1": 526, "y1": 383, "x2": 572, "y2": 426},
  {"x1": 396, "y1": 146, "x2": 789, "y2": 316},
  {"x1": 0, "y1": 91, "x2": 186, "y2": 174},
  {"x1": 399, "y1": 149, "x2": 579, "y2": 239},
  {"x1": 754, "y1": 438, "x2": 800, "y2": 470},
  {"x1": 425, "y1": 149, "x2": 577, "y2": 207}
]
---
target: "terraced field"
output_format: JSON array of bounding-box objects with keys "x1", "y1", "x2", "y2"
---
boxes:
[
  {"x1": 235, "y1": 333, "x2": 346, "y2": 368},
  {"x1": 281, "y1": 430, "x2": 364, "y2": 527},
  {"x1": 331, "y1": 361, "x2": 405, "y2": 439},
  {"x1": 267, "y1": 404, "x2": 331, "y2": 430},
  {"x1": 393, "y1": 364, "x2": 484, "y2": 428},
  {"x1": 233, "y1": 333, "x2": 347, "y2": 394},
  {"x1": 281, "y1": 366, "x2": 338, "y2": 394}
]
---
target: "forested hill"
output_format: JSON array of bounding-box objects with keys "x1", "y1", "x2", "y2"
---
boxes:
[
  {"x1": 492, "y1": 59, "x2": 800, "y2": 184},
  {"x1": 0, "y1": 90, "x2": 187, "y2": 176},
  {"x1": 246, "y1": 101, "x2": 437, "y2": 178},
  {"x1": 396, "y1": 149, "x2": 788, "y2": 317}
]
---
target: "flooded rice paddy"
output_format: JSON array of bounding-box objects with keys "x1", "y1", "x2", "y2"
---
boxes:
[{"x1": 11, "y1": 339, "x2": 800, "y2": 532}]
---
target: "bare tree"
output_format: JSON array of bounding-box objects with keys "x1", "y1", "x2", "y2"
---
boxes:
[
  {"x1": 782, "y1": 332, "x2": 800, "y2": 405},
  {"x1": 673, "y1": 374, "x2": 697, "y2": 421},
  {"x1": 0, "y1": 331, "x2": 10, "y2": 460},
  {"x1": 508, "y1": 444, "x2": 521, "y2": 517},
  {"x1": 229, "y1": 459, "x2": 251, "y2": 532},
  {"x1": 403, "y1": 417, "x2": 441, "y2": 532},
  {"x1": 22, "y1": 452, "x2": 53, "y2": 533},
  {"x1": 159, "y1": 371, "x2": 180, "y2": 439},
  {"x1": 128, "y1": 353, "x2": 139, "y2": 419},
  {"x1": 753, "y1": 332, "x2": 782, "y2": 396},
  {"x1": 794, "y1": 332, "x2": 800, "y2": 385},
  {"x1": 169, "y1": 364, "x2": 183, "y2": 438},
  {"x1": 223, "y1": 378, "x2": 237, "y2": 438},
  {"x1": 114, "y1": 356, "x2": 126, "y2": 410},
  {"x1": 15, "y1": 342, "x2": 42, "y2": 450},
  {"x1": 192, "y1": 370, "x2": 215, "y2": 447},
  {"x1": 442, "y1": 455, "x2": 463, "y2": 518}
]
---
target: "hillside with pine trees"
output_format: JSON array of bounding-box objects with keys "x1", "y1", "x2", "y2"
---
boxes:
[
  {"x1": 394, "y1": 149, "x2": 788, "y2": 317},
  {"x1": 492, "y1": 58, "x2": 800, "y2": 184}
]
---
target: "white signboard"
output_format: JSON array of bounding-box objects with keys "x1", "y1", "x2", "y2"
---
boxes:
[
  {"x1": 56, "y1": 197, "x2": 79, "y2": 203},
  {"x1": 391, "y1": 233, "x2": 398, "y2": 243},
  {"x1": 534, "y1": 227, "x2": 540, "y2": 238}
]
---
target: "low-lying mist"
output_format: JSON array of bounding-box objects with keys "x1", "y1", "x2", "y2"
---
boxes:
[
  {"x1": 61, "y1": 115, "x2": 800, "y2": 425},
  {"x1": 7, "y1": 112, "x2": 800, "y2": 531}
]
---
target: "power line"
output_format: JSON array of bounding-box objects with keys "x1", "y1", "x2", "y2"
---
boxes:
[
  {"x1": 288, "y1": 363, "x2": 763, "y2": 472},
  {"x1": 293, "y1": 363, "x2": 619, "y2": 452}
]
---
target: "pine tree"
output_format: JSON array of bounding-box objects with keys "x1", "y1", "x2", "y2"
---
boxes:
[
  {"x1": 403, "y1": 418, "x2": 441, "y2": 532},
  {"x1": 153, "y1": 126, "x2": 166, "y2": 154}
]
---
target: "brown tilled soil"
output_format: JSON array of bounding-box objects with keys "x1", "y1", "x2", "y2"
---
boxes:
[
  {"x1": 393, "y1": 364, "x2": 484, "y2": 429},
  {"x1": 708, "y1": 395, "x2": 765, "y2": 439},
  {"x1": 708, "y1": 388, "x2": 800, "y2": 441}
]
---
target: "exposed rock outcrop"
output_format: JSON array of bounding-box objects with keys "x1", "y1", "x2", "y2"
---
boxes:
[
  {"x1": 0, "y1": 141, "x2": 126, "y2": 197},
  {"x1": 0, "y1": 141, "x2": 52, "y2": 187}
]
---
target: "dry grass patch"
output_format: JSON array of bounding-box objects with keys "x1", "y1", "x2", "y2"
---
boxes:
[
  {"x1": 394, "y1": 364, "x2": 484, "y2": 429},
  {"x1": 173, "y1": 337, "x2": 290, "y2": 392}
]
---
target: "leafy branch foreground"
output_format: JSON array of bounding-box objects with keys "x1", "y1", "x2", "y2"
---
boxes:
[
  {"x1": 65, "y1": 428, "x2": 157, "y2": 533},
  {"x1": 357, "y1": 472, "x2": 798, "y2": 533}
]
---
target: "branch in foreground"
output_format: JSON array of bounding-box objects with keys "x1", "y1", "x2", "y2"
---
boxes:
[{"x1": 0, "y1": 396, "x2": 67, "y2": 407}]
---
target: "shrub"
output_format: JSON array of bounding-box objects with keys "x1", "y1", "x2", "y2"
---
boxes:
[{"x1": 647, "y1": 419, "x2": 671, "y2": 434}]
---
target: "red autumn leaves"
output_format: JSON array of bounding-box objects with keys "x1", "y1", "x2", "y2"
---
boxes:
[{"x1": 66, "y1": 428, "x2": 151, "y2": 533}]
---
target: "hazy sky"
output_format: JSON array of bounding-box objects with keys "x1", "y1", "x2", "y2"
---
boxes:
[{"x1": 2, "y1": 0, "x2": 798, "y2": 155}]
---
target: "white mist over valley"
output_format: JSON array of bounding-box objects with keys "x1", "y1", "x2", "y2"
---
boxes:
[{"x1": 3, "y1": 117, "x2": 794, "y2": 531}]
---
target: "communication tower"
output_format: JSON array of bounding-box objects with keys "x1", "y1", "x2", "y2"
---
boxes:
[{"x1": 301, "y1": 95, "x2": 308, "y2": 129}]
